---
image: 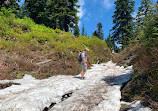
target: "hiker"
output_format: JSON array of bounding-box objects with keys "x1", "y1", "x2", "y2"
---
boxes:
[{"x1": 80, "y1": 48, "x2": 89, "y2": 80}]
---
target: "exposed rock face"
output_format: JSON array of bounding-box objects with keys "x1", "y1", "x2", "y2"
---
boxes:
[{"x1": 0, "y1": 61, "x2": 133, "y2": 111}]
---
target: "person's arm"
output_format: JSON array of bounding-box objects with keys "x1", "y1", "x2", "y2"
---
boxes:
[
  {"x1": 82, "y1": 53, "x2": 88, "y2": 67},
  {"x1": 82, "y1": 57, "x2": 87, "y2": 67}
]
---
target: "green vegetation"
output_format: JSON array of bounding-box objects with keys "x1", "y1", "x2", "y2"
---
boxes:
[
  {"x1": 24, "y1": 0, "x2": 79, "y2": 32},
  {"x1": 81, "y1": 24, "x2": 85, "y2": 36},
  {"x1": 0, "y1": 8, "x2": 111, "y2": 79},
  {"x1": 131, "y1": 7, "x2": 158, "y2": 108},
  {"x1": 136, "y1": 0, "x2": 154, "y2": 31},
  {"x1": 0, "y1": 0, "x2": 79, "y2": 32},
  {"x1": 111, "y1": 0, "x2": 158, "y2": 109},
  {"x1": 0, "y1": 0, "x2": 21, "y2": 14},
  {"x1": 112, "y1": 0, "x2": 158, "y2": 109},
  {"x1": 105, "y1": 34, "x2": 112, "y2": 49},
  {"x1": 111, "y1": 0, "x2": 135, "y2": 50},
  {"x1": 74, "y1": 24, "x2": 80, "y2": 37},
  {"x1": 93, "y1": 22, "x2": 104, "y2": 40}
]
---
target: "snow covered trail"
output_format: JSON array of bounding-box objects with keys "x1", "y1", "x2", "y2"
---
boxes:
[{"x1": 0, "y1": 61, "x2": 133, "y2": 111}]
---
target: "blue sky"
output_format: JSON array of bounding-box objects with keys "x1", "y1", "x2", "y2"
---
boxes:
[
  {"x1": 18, "y1": 0, "x2": 157, "y2": 40},
  {"x1": 78, "y1": 0, "x2": 157, "y2": 40}
]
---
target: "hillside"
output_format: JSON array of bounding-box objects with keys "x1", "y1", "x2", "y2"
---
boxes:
[{"x1": 0, "y1": 8, "x2": 111, "y2": 80}]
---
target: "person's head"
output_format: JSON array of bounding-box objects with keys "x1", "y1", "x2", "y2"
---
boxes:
[{"x1": 84, "y1": 48, "x2": 89, "y2": 53}]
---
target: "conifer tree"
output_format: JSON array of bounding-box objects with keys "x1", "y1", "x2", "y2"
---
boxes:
[
  {"x1": 111, "y1": 0, "x2": 135, "y2": 49},
  {"x1": 68, "y1": 0, "x2": 80, "y2": 31},
  {"x1": 136, "y1": 0, "x2": 154, "y2": 30},
  {"x1": 74, "y1": 24, "x2": 80, "y2": 37},
  {"x1": 82, "y1": 24, "x2": 85, "y2": 36},
  {"x1": 0, "y1": 0, "x2": 21, "y2": 14},
  {"x1": 46, "y1": 0, "x2": 79, "y2": 32},
  {"x1": 45, "y1": 0, "x2": 59, "y2": 29},
  {"x1": 92, "y1": 30, "x2": 98, "y2": 37},
  {"x1": 16, "y1": 4, "x2": 27, "y2": 18},
  {"x1": 97, "y1": 22, "x2": 104, "y2": 40},
  {"x1": 92, "y1": 22, "x2": 104, "y2": 40},
  {"x1": 105, "y1": 34, "x2": 113, "y2": 49},
  {"x1": 85, "y1": 32, "x2": 87, "y2": 36},
  {"x1": 24, "y1": 0, "x2": 46, "y2": 24},
  {"x1": 24, "y1": 0, "x2": 80, "y2": 32}
]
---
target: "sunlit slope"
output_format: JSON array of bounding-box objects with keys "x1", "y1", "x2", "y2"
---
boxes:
[{"x1": 0, "y1": 8, "x2": 111, "y2": 79}]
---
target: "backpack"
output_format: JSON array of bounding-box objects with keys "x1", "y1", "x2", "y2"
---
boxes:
[{"x1": 78, "y1": 53, "x2": 82, "y2": 63}]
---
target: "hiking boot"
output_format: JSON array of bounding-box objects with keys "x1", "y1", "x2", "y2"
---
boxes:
[{"x1": 81, "y1": 77, "x2": 85, "y2": 80}]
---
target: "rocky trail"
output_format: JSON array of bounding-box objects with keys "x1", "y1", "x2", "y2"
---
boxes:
[{"x1": 0, "y1": 61, "x2": 151, "y2": 111}]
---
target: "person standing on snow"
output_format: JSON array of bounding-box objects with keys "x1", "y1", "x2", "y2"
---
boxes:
[{"x1": 80, "y1": 48, "x2": 89, "y2": 80}]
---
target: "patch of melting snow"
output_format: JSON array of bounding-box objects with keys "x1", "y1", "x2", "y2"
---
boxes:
[
  {"x1": 0, "y1": 61, "x2": 148, "y2": 111},
  {"x1": 121, "y1": 100, "x2": 152, "y2": 111}
]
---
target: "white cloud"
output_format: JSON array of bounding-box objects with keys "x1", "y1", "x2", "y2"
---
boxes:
[
  {"x1": 78, "y1": 21, "x2": 81, "y2": 27},
  {"x1": 77, "y1": 0, "x2": 86, "y2": 19},
  {"x1": 103, "y1": 0, "x2": 114, "y2": 9},
  {"x1": 77, "y1": 0, "x2": 86, "y2": 27}
]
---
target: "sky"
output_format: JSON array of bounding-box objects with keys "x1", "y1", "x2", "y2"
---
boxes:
[
  {"x1": 18, "y1": 0, "x2": 157, "y2": 40},
  {"x1": 78, "y1": 0, "x2": 157, "y2": 40}
]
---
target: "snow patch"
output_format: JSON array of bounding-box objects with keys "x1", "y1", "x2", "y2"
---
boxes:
[
  {"x1": 0, "y1": 61, "x2": 134, "y2": 111},
  {"x1": 121, "y1": 100, "x2": 152, "y2": 111}
]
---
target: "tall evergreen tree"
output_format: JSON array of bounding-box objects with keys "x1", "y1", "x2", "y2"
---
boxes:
[
  {"x1": 45, "y1": 0, "x2": 59, "y2": 29},
  {"x1": 92, "y1": 30, "x2": 98, "y2": 37},
  {"x1": 67, "y1": 0, "x2": 80, "y2": 31},
  {"x1": 24, "y1": 0, "x2": 46, "y2": 24},
  {"x1": 85, "y1": 31, "x2": 87, "y2": 36},
  {"x1": 0, "y1": 0, "x2": 21, "y2": 14},
  {"x1": 136, "y1": 0, "x2": 154, "y2": 30},
  {"x1": 97, "y1": 22, "x2": 104, "y2": 40},
  {"x1": 16, "y1": 4, "x2": 27, "y2": 18},
  {"x1": 92, "y1": 22, "x2": 104, "y2": 40},
  {"x1": 111, "y1": 0, "x2": 135, "y2": 49},
  {"x1": 81, "y1": 24, "x2": 85, "y2": 36},
  {"x1": 74, "y1": 24, "x2": 80, "y2": 37},
  {"x1": 24, "y1": 0, "x2": 80, "y2": 32},
  {"x1": 105, "y1": 34, "x2": 113, "y2": 49},
  {"x1": 46, "y1": 0, "x2": 79, "y2": 31}
]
